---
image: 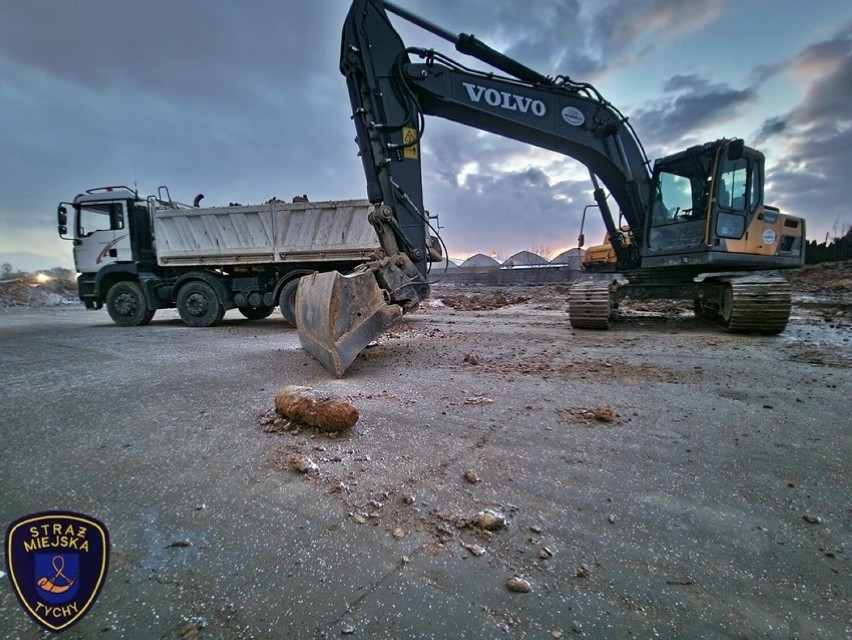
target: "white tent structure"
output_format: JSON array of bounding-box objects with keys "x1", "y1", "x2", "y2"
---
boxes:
[
  {"x1": 549, "y1": 248, "x2": 585, "y2": 269},
  {"x1": 502, "y1": 250, "x2": 549, "y2": 267},
  {"x1": 459, "y1": 253, "x2": 500, "y2": 268}
]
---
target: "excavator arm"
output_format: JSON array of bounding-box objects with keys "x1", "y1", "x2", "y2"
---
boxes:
[
  {"x1": 297, "y1": 0, "x2": 653, "y2": 375},
  {"x1": 340, "y1": 0, "x2": 652, "y2": 267}
]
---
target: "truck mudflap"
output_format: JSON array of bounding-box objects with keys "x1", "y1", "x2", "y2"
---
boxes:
[{"x1": 296, "y1": 270, "x2": 403, "y2": 377}]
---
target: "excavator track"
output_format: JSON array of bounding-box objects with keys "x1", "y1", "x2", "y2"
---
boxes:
[
  {"x1": 568, "y1": 280, "x2": 612, "y2": 329},
  {"x1": 699, "y1": 275, "x2": 792, "y2": 335}
]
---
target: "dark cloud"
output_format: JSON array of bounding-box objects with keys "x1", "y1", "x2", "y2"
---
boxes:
[
  {"x1": 426, "y1": 163, "x2": 594, "y2": 258},
  {"x1": 755, "y1": 29, "x2": 852, "y2": 235},
  {"x1": 754, "y1": 116, "x2": 789, "y2": 144},
  {"x1": 588, "y1": 0, "x2": 723, "y2": 72},
  {"x1": 416, "y1": 120, "x2": 601, "y2": 256},
  {"x1": 391, "y1": 0, "x2": 720, "y2": 80},
  {"x1": 0, "y1": 1, "x2": 341, "y2": 100},
  {"x1": 0, "y1": 1, "x2": 365, "y2": 268},
  {"x1": 631, "y1": 75, "x2": 757, "y2": 148},
  {"x1": 0, "y1": 1, "x2": 847, "y2": 270}
]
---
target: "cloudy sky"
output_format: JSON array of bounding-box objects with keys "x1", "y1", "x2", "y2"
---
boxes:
[{"x1": 1, "y1": 0, "x2": 849, "y2": 271}]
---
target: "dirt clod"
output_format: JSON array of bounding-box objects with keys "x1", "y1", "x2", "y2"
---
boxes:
[
  {"x1": 506, "y1": 576, "x2": 532, "y2": 593},
  {"x1": 471, "y1": 509, "x2": 507, "y2": 531},
  {"x1": 803, "y1": 514, "x2": 821, "y2": 524},
  {"x1": 593, "y1": 406, "x2": 615, "y2": 422},
  {"x1": 576, "y1": 564, "x2": 591, "y2": 578},
  {"x1": 291, "y1": 455, "x2": 318, "y2": 474},
  {"x1": 463, "y1": 468, "x2": 480, "y2": 484}
]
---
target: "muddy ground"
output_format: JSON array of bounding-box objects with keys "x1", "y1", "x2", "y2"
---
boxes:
[{"x1": 0, "y1": 266, "x2": 849, "y2": 639}]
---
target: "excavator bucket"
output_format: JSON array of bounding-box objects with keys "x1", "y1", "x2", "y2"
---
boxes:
[{"x1": 295, "y1": 270, "x2": 403, "y2": 377}]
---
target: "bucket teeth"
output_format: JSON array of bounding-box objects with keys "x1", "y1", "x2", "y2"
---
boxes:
[{"x1": 296, "y1": 270, "x2": 402, "y2": 377}]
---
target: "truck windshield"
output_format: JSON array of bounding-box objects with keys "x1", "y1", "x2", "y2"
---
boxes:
[{"x1": 77, "y1": 202, "x2": 125, "y2": 237}]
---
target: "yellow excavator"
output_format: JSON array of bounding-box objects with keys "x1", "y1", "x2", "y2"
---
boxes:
[{"x1": 296, "y1": 0, "x2": 806, "y2": 376}]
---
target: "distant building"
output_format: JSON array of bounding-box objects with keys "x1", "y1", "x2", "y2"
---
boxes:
[
  {"x1": 549, "y1": 248, "x2": 585, "y2": 270},
  {"x1": 428, "y1": 257, "x2": 458, "y2": 271},
  {"x1": 459, "y1": 253, "x2": 500, "y2": 268},
  {"x1": 502, "y1": 251, "x2": 549, "y2": 267}
]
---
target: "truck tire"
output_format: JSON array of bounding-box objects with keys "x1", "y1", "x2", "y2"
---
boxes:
[
  {"x1": 279, "y1": 279, "x2": 300, "y2": 327},
  {"x1": 238, "y1": 305, "x2": 274, "y2": 320},
  {"x1": 176, "y1": 280, "x2": 225, "y2": 327},
  {"x1": 106, "y1": 281, "x2": 155, "y2": 326}
]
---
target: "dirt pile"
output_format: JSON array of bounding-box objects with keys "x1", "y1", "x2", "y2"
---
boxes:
[
  {"x1": 429, "y1": 262, "x2": 851, "y2": 315},
  {"x1": 786, "y1": 260, "x2": 852, "y2": 295},
  {"x1": 436, "y1": 288, "x2": 531, "y2": 310},
  {"x1": 0, "y1": 278, "x2": 77, "y2": 308},
  {"x1": 432, "y1": 284, "x2": 572, "y2": 311}
]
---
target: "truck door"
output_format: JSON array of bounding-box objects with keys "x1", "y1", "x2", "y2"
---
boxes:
[{"x1": 73, "y1": 200, "x2": 132, "y2": 273}]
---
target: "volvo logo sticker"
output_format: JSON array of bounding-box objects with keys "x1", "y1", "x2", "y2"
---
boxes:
[{"x1": 462, "y1": 82, "x2": 546, "y2": 117}]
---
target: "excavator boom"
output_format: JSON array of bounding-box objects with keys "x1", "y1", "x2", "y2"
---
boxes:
[{"x1": 298, "y1": 0, "x2": 650, "y2": 375}]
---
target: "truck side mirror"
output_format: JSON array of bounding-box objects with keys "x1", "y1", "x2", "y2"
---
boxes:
[
  {"x1": 57, "y1": 206, "x2": 69, "y2": 238},
  {"x1": 577, "y1": 233, "x2": 585, "y2": 248}
]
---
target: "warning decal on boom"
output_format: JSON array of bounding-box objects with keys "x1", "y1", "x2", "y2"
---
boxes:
[{"x1": 402, "y1": 127, "x2": 418, "y2": 159}]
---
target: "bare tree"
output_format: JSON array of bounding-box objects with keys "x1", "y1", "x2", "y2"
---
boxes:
[{"x1": 527, "y1": 244, "x2": 554, "y2": 261}]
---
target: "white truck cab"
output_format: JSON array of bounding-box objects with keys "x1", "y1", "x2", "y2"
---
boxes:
[{"x1": 61, "y1": 188, "x2": 135, "y2": 273}]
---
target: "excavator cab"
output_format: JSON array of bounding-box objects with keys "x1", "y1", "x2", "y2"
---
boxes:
[{"x1": 641, "y1": 140, "x2": 803, "y2": 271}]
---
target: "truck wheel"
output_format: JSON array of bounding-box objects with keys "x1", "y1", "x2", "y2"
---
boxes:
[
  {"x1": 279, "y1": 279, "x2": 300, "y2": 326},
  {"x1": 239, "y1": 305, "x2": 274, "y2": 320},
  {"x1": 177, "y1": 281, "x2": 225, "y2": 327},
  {"x1": 106, "y1": 281, "x2": 155, "y2": 326}
]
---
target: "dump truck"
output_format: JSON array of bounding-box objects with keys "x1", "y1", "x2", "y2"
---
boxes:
[
  {"x1": 293, "y1": 0, "x2": 806, "y2": 376},
  {"x1": 56, "y1": 186, "x2": 380, "y2": 327}
]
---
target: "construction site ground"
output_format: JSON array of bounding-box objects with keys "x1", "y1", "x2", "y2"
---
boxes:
[{"x1": 0, "y1": 265, "x2": 849, "y2": 639}]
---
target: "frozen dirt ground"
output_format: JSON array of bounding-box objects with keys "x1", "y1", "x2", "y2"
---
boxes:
[{"x1": 0, "y1": 283, "x2": 849, "y2": 639}]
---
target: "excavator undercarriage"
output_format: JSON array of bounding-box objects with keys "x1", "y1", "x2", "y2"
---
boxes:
[{"x1": 568, "y1": 274, "x2": 792, "y2": 335}]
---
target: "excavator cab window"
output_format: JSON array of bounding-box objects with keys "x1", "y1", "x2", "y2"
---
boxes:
[
  {"x1": 651, "y1": 172, "x2": 696, "y2": 225},
  {"x1": 647, "y1": 152, "x2": 713, "y2": 252},
  {"x1": 715, "y1": 154, "x2": 757, "y2": 239}
]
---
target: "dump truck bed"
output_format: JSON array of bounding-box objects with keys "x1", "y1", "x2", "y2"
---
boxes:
[{"x1": 153, "y1": 199, "x2": 378, "y2": 267}]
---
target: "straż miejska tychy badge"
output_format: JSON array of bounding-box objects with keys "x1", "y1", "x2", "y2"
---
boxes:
[{"x1": 5, "y1": 511, "x2": 109, "y2": 633}]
